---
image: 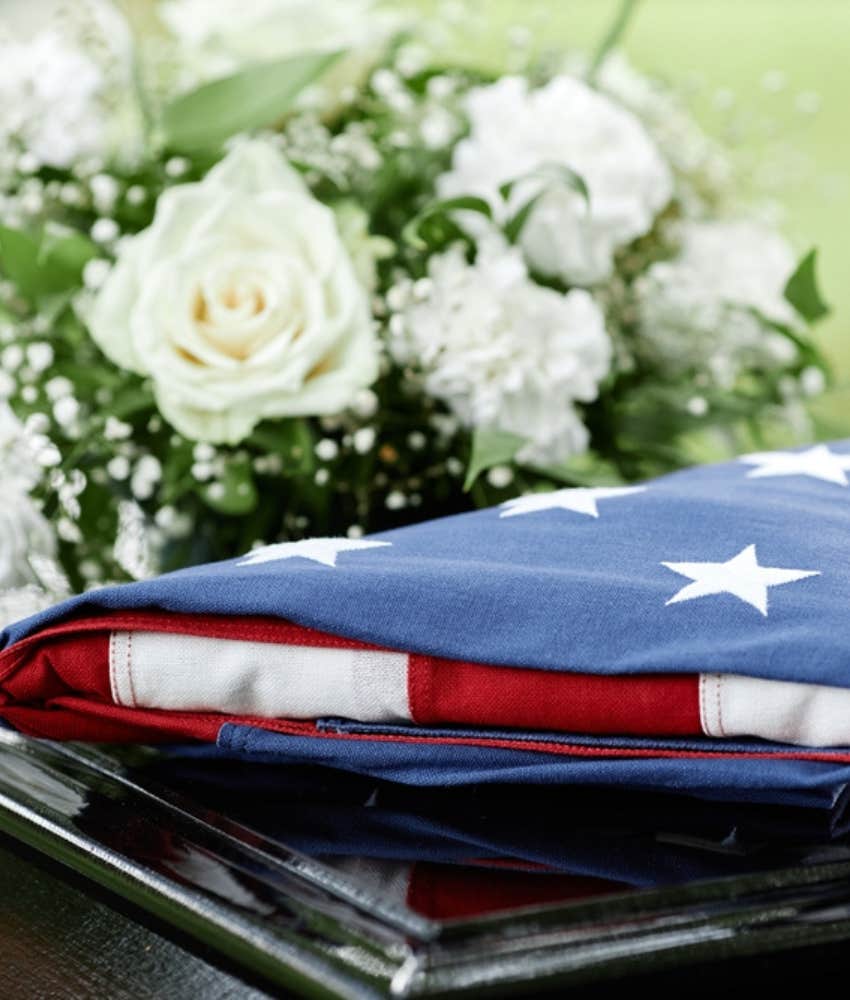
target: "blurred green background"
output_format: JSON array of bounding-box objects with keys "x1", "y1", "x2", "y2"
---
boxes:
[{"x1": 3, "y1": 0, "x2": 849, "y2": 427}]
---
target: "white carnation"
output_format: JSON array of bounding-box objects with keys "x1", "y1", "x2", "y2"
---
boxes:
[
  {"x1": 0, "y1": 31, "x2": 105, "y2": 167},
  {"x1": 635, "y1": 219, "x2": 800, "y2": 383},
  {"x1": 438, "y1": 75, "x2": 673, "y2": 286},
  {"x1": 590, "y1": 53, "x2": 733, "y2": 213},
  {"x1": 395, "y1": 240, "x2": 611, "y2": 465}
]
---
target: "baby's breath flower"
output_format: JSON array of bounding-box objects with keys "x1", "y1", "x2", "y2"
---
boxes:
[
  {"x1": 107, "y1": 455, "x2": 130, "y2": 480},
  {"x1": 53, "y1": 396, "x2": 80, "y2": 426},
  {"x1": 2, "y1": 345, "x2": 23, "y2": 372},
  {"x1": 89, "y1": 174, "x2": 120, "y2": 213},
  {"x1": 315, "y1": 438, "x2": 339, "y2": 462},
  {"x1": 165, "y1": 156, "x2": 190, "y2": 178},
  {"x1": 131, "y1": 455, "x2": 162, "y2": 501},
  {"x1": 352, "y1": 427, "x2": 376, "y2": 454},
  {"x1": 104, "y1": 416, "x2": 132, "y2": 440},
  {"x1": 486, "y1": 465, "x2": 514, "y2": 488},
  {"x1": 385, "y1": 490, "x2": 406, "y2": 510},
  {"x1": 26, "y1": 343, "x2": 54, "y2": 373},
  {"x1": 90, "y1": 217, "x2": 119, "y2": 243},
  {"x1": 800, "y1": 366, "x2": 826, "y2": 397}
]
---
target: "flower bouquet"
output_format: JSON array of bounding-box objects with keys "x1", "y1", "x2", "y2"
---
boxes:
[{"x1": 0, "y1": 0, "x2": 830, "y2": 611}]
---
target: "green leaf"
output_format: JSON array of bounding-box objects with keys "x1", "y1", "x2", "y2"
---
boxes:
[
  {"x1": 39, "y1": 230, "x2": 98, "y2": 283},
  {"x1": 533, "y1": 453, "x2": 626, "y2": 487},
  {"x1": 248, "y1": 418, "x2": 316, "y2": 475},
  {"x1": 784, "y1": 248, "x2": 830, "y2": 323},
  {"x1": 402, "y1": 196, "x2": 492, "y2": 250},
  {"x1": 161, "y1": 50, "x2": 342, "y2": 153},
  {"x1": 499, "y1": 164, "x2": 589, "y2": 206},
  {"x1": 588, "y1": 0, "x2": 642, "y2": 83},
  {"x1": 500, "y1": 164, "x2": 590, "y2": 244},
  {"x1": 110, "y1": 385, "x2": 156, "y2": 420},
  {"x1": 199, "y1": 457, "x2": 258, "y2": 515},
  {"x1": 0, "y1": 225, "x2": 96, "y2": 301},
  {"x1": 0, "y1": 225, "x2": 42, "y2": 300},
  {"x1": 464, "y1": 427, "x2": 525, "y2": 491},
  {"x1": 752, "y1": 306, "x2": 831, "y2": 374}
]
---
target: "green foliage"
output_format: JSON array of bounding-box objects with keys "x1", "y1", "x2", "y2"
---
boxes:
[
  {"x1": 249, "y1": 419, "x2": 316, "y2": 476},
  {"x1": 535, "y1": 452, "x2": 626, "y2": 488},
  {"x1": 499, "y1": 164, "x2": 590, "y2": 243},
  {"x1": 0, "y1": 226, "x2": 97, "y2": 301},
  {"x1": 402, "y1": 196, "x2": 492, "y2": 251},
  {"x1": 161, "y1": 51, "x2": 342, "y2": 153},
  {"x1": 198, "y1": 456, "x2": 258, "y2": 515},
  {"x1": 784, "y1": 249, "x2": 830, "y2": 323},
  {"x1": 588, "y1": 0, "x2": 643, "y2": 83},
  {"x1": 464, "y1": 427, "x2": 526, "y2": 490}
]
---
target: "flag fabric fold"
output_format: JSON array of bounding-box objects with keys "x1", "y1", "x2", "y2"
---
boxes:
[{"x1": 5, "y1": 441, "x2": 850, "y2": 806}]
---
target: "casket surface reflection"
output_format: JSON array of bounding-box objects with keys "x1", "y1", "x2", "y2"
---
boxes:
[{"x1": 6, "y1": 732, "x2": 850, "y2": 998}]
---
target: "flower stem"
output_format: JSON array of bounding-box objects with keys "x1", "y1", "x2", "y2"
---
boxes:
[{"x1": 588, "y1": 0, "x2": 642, "y2": 83}]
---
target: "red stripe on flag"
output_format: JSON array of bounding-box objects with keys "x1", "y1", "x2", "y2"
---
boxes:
[{"x1": 409, "y1": 654, "x2": 701, "y2": 736}]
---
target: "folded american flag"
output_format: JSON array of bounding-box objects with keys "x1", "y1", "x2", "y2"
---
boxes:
[{"x1": 5, "y1": 441, "x2": 850, "y2": 808}]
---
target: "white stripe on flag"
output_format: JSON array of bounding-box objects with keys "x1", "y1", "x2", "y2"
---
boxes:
[
  {"x1": 700, "y1": 672, "x2": 850, "y2": 747},
  {"x1": 109, "y1": 631, "x2": 411, "y2": 722}
]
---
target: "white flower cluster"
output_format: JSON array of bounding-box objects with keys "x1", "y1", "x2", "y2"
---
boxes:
[
  {"x1": 588, "y1": 53, "x2": 733, "y2": 214},
  {"x1": 0, "y1": 404, "x2": 57, "y2": 598},
  {"x1": 0, "y1": 31, "x2": 106, "y2": 168},
  {"x1": 438, "y1": 75, "x2": 673, "y2": 285},
  {"x1": 635, "y1": 220, "x2": 800, "y2": 384},
  {"x1": 393, "y1": 240, "x2": 611, "y2": 465}
]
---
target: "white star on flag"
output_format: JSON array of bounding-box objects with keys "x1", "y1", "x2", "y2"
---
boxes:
[
  {"x1": 499, "y1": 486, "x2": 646, "y2": 519},
  {"x1": 740, "y1": 445, "x2": 850, "y2": 486},
  {"x1": 662, "y1": 544, "x2": 819, "y2": 616},
  {"x1": 238, "y1": 537, "x2": 391, "y2": 568}
]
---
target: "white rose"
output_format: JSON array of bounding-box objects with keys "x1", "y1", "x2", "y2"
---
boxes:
[
  {"x1": 438, "y1": 75, "x2": 673, "y2": 286},
  {"x1": 88, "y1": 141, "x2": 379, "y2": 444},
  {"x1": 161, "y1": 0, "x2": 402, "y2": 111},
  {"x1": 394, "y1": 238, "x2": 611, "y2": 465}
]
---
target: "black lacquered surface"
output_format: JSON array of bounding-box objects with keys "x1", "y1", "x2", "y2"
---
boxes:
[{"x1": 4, "y1": 729, "x2": 850, "y2": 997}]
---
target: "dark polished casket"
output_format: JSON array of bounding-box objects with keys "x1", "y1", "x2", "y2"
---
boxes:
[{"x1": 4, "y1": 728, "x2": 850, "y2": 998}]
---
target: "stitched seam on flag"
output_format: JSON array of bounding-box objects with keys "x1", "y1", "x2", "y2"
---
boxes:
[
  {"x1": 408, "y1": 655, "x2": 432, "y2": 724},
  {"x1": 108, "y1": 631, "x2": 138, "y2": 708},
  {"x1": 699, "y1": 674, "x2": 724, "y2": 738},
  {"x1": 125, "y1": 630, "x2": 137, "y2": 708},
  {"x1": 109, "y1": 632, "x2": 131, "y2": 707},
  {"x1": 108, "y1": 632, "x2": 118, "y2": 705},
  {"x1": 716, "y1": 674, "x2": 726, "y2": 737}
]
